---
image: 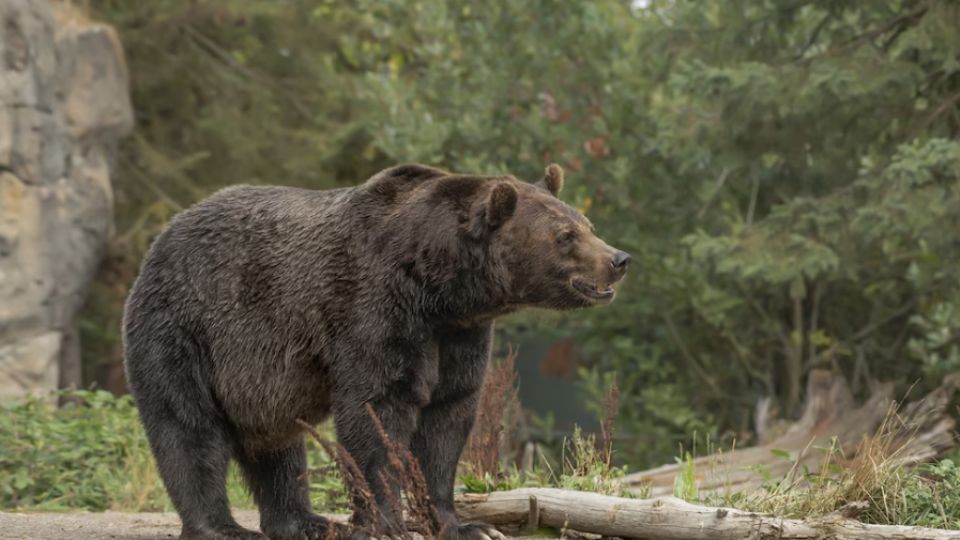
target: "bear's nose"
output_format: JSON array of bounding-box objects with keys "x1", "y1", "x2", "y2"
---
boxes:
[{"x1": 611, "y1": 250, "x2": 631, "y2": 272}]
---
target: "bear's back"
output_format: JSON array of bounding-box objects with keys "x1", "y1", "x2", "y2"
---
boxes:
[{"x1": 128, "y1": 184, "x2": 353, "y2": 321}]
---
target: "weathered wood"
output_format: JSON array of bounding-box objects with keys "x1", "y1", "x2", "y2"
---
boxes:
[
  {"x1": 526, "y1": 495, "x2": 540, "y2": 532},
  {"x1": 625, "y1": 371, "x2": 959, "y2": 496},
  {"x1": 455, "y1": 487, "x2": 960, "y2": 540}
]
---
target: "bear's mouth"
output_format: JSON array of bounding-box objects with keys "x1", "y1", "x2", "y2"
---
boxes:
[{"x1": 572, "y1": 278, "x2": 616, "y2": 303}]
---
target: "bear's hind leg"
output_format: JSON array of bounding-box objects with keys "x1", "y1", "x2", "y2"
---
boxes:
[
  {"x1": 141, "y1": 407, "x2": 263, "y2": 540},
  {"x1": 236, "y1": 439, "x2": 345, "y2": 540}
]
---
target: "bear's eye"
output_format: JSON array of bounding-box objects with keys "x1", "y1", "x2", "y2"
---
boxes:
[{"x1": 556, "y1": 230, "x2": 577, "y2": 246}]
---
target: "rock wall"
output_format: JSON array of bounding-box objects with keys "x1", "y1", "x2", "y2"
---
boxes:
[{"x1": 0, "y1": 0, "x2": 132, "y2": 399}]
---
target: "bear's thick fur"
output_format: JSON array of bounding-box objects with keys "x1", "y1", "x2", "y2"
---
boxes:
[{"x1": 123, "y1": 164, "x2": 629, "y2": 540}]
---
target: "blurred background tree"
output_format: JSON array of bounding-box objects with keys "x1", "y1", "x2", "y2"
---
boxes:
[{"x1": 82, "y1": 0, "x2": 960, "y2": 468}]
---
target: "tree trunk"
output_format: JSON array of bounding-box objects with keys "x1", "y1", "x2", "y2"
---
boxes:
[{"x1": 456, "y1": 488, "x2": 960, "y2": 540}]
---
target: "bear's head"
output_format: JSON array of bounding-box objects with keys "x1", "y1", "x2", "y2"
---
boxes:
[
  {"x1": 364, "y1": 163, "x2": 629, "y2": 315},
  {"x1": 483, "y1": 164, "x2": 631, "y2": 310}
]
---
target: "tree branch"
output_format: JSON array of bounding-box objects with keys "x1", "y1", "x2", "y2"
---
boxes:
[
  {"x1": 912, "y1": 89, "x2": 960, "y2": 137},
  {"x1": 849, "y1": 298, "x2": 917, "y2": 343},
  {"x1": 818, "y1": 5, "x2": 929, "y2": 59},
  {"x1": 793, "y1": 12, "x2": 833, "y2": 60},
  {"x1": 662, "y1": 312, "x2": 725, "y2": 398}
]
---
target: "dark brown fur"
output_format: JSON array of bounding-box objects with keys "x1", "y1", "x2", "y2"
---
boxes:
[{"x1": 123, "y1": 164, "x2": 629, "y2": 540}]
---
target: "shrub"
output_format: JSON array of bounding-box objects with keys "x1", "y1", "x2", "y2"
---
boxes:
[
  {"x1": 0, "y1": 390, "x2": 344, "y2": 512},
  {"x1": 0, "y1": 390, "x2": 170, "y2": 511},
  {"x1": 899, "y1": 458, "x2": 960, "y2": 529}
]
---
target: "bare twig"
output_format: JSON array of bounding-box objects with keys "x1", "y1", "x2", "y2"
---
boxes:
[
  {"x1": 296, "y1": 419, "x2": 379, "y2": 538},
  {"x1": 598, "y1": 380, "x2": 620, "y2": 468},
  {"x1": 745, "y1": 175, "x2": 760, "y2": 225}
]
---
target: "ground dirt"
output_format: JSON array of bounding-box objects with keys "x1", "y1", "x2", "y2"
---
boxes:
[
  {"x1": 0, "y1": 512, "x2": 534, "y2": 540},
  {"x1": 0, "y1": 510, "x2": 262, "y2": 540}
]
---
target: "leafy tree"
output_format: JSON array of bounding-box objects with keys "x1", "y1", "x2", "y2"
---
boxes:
[{"x1": 640, "y1": 0, "x2": 960, "y2": 418}]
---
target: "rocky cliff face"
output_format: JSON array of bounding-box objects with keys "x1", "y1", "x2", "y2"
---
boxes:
[{"x1": 0, "y1": 0, "x2": 132, "y2": 399}]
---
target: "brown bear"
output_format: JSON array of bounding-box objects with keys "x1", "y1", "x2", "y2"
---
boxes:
[{"x1": 123, "y1": 163, "x2": 629, "y2": 540}]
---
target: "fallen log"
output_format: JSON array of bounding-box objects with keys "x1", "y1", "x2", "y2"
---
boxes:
[
  {"x1": 625, "y1": 370, "x2": 959, "y2": 496},
  {"x1": 455, "y1": 487, "x2": 960, "y2": 540}
]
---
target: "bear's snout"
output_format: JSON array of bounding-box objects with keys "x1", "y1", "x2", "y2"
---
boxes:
[{"x1": 610, "y1": 250, "x2": 631, "y2": 275}]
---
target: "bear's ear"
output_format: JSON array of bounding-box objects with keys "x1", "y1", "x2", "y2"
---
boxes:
[
  {"x1": 486, "y1": 182, "x2": 518, "y2": 229},
  {"x1": 537, "y1": 163, "x2": 564, "y2": 197}
]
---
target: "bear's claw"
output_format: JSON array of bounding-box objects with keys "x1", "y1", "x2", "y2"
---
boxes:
[
  {"x1": 181, "y1": 524, "x2": 267, "y2": 540},
  {"x1": 439, "y1": 521, "x2": 507, "y2": 540},
  {"x1": 261, "y1": 513, "x2": 355, "y2": 540}
]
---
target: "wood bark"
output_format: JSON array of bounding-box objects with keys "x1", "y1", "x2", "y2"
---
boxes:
[
  {"x1": 625, "y1": 370, "x2": 958, "y2": 496},
  {"x1": 455, "y1": 487, "x2": 960, "y2": 540}
]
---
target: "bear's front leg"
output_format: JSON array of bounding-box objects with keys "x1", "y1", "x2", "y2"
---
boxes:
[
  {"x1": 410, "y1": 324, "x2": 506, "y2": 540},
  {"x1": 411, "y1": 394, "x2": 505, "y2": 540},
  {"x1": 332, "y1": 391, "x2": 421, "y2": 537}
]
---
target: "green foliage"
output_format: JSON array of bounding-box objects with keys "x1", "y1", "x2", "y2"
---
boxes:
[
  {"x1": 0, "y1": 390, "x2": 171, "y2": 511},
  {"x1": 81, "y1": 0, "x2": 960, "y2": 470},
  {"x1": 581, "y1": 0, "x2": 960, "y2": 460},
  {"x1": 458, "y1": 471, "x2": 526, "y2": 495},
  {"x1": 0, "y1": 391, "x2": 346, "y2": 512},
  {"x1": 304, "y1": 435, "x2": 352, "y2": 514},
  {"x1": 901, "y1": 459, "x2": 960, "y2": 529}
]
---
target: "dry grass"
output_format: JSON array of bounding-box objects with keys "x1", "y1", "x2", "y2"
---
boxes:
[
  {"x1": 299, "y1": 420, "x2": 378, "y2": 536},
  {"x1": 458, "y1": 358, "x2": 633, "y2": 497},
  {"x1": 462, "y1": 348, "x2": 521, "y2": 479},
  {"x1": 298, "y1": 406, "x2": 440, "y2": 540},
  {"x1": 108, "y1": 450, "x2": 170, "y2": 511},
  {"x1": 597, "y1": 379, "x2": 620, "y2": 469},
  {"x1": 716, "y1": 402, "x2": 944, "y2": 525},
  {"x1": 365, "y1": 404, "x2": 439, "y2": 538},
  {"x1": 556, "y1": 425, "x2": 632, "y2": 497}
]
